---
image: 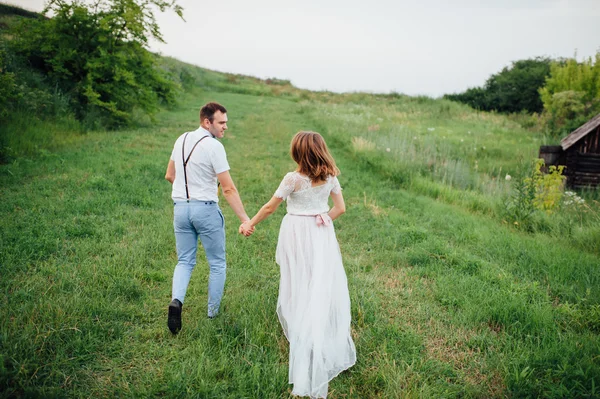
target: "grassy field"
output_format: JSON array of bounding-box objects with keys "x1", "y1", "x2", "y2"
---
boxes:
[{"x1": 2, "y1": 64, "x2": 600, "y2": 398}]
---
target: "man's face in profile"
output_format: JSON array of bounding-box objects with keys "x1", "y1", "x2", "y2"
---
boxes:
[{"x1": 207, "y1": 111, "x2": 228, "y2": 138}]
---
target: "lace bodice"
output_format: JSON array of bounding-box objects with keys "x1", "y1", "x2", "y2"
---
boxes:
[{"x1": 274, "y1": 172, "x2": 342, "y2": 215}]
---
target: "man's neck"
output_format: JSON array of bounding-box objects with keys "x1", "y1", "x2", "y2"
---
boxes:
[{"x1": 199, "y1": 125, "x2": 215, "y2": 138}]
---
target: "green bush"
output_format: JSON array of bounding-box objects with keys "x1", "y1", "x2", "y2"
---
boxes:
[
  {"x1": 9, "y1": 0, "x2": 183, "y2": 128},
  {"x1": 503, "y1": 159, "x2": 566, "y2": 228},
  {"x1": 0, "y1": 45, "x2": 17, "y2": 118}
]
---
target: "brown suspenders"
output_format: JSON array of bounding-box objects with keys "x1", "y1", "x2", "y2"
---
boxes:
[{"x1": 181, "y1": 133, "x2": 210, "y2": 201}]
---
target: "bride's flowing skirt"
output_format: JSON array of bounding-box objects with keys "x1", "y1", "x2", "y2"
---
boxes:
[{"x1": 276, "y1": 214, "x2": 356, "y2": 399}]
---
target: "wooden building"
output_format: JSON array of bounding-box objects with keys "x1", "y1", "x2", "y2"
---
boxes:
[{"x1": 539, "y1": 113, "x2": 600, "y2": 189}]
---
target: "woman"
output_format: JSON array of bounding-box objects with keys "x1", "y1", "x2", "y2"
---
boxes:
[{"x1": 240, "y1": 131, "x2": 356, "y2": 398}]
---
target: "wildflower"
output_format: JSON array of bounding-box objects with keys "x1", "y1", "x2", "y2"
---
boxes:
[
  {"x1": 460, "y1": 139, "x2": 464, "y2": 142},
  {"x1": 563, "y1": 191, "x2": 585, "y2": 206},
  {"x1": 386, "y1": 148, "x2": 391, "y2": 152},
  {"x1": 505, "y1": 174, "x2": 511, "y2": 181},
  {"x1": 427, "y1": 127, "x2": 435, "y2": 132}
]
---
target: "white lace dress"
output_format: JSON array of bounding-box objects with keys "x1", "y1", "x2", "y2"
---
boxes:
[{"x1": 274, "y1": 172, "x2": 356, "y2": 399}]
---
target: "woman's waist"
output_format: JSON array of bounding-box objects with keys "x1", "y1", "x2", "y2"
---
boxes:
[
  {"x1": 285, "y1": 205, "x2": 329, "y2": 216},
  {"x1": 285, "y1": 212, "x2": 332, "y2": 226},
  {"x1": 286, "y1": 211, "x2": 328, "y2": 216}
]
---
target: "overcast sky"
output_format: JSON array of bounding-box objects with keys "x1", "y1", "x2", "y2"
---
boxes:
[{"x1": 13, "y1": 0, "x2": 600, "y2": 97}]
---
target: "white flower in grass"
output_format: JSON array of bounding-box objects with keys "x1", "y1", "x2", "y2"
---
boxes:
[
  {"x1": 505, "y1": 174, "x2": 512, "y2": 181},
  {"x1": 427, "y1": 127, "x2": 435, "y2": 131},
  {"x1": 564, "y1": 191, "x2": 585, "y2": 206},
  {"x1": 386, "y1": 148, "x2": 391, "y2": 152},
  {"x1": 460, "y1": 139, "x2": 464, "y2": 142}
]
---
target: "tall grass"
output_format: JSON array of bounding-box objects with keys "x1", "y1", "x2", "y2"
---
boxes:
[{"x1": 307, "y1": 97, "x2": 599, "y2": 254}]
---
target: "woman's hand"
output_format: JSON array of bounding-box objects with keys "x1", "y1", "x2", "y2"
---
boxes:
[
  {"x1": 239, "y1": 221, "x2": 255, "y2": 237},
  {"x1": 316, "y1": 213, "x2": 332, "y2": 226}
]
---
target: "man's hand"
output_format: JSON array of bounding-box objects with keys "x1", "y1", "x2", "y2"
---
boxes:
[{"x1": 239, "y1": 221, "x2": 255, "y2": 237}]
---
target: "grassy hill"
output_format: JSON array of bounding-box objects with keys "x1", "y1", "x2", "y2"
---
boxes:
[{"x1": 1, "y1": 7, "x2": 599, "y2": 398}]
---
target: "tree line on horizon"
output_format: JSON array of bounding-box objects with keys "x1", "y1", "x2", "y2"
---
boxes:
[{"x1": 444, "y1": 54, "x2": 600, "y2": 137}]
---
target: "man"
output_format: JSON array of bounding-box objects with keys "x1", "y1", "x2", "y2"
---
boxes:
[{"x1": 165, "y1": 102, "x2": 253, "y2": 334}]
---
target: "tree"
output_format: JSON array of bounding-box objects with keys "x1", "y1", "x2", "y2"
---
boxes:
[
  {"x1": 444, "y1": 57, "x2": 552, "y2": 114},
  {"x1": 11, "y1": 0, "x2": 183, "y2": 127},
  {"x1": 484, "y1": 58, "x2": 552, "y2": 113},
  {"x1": 444, "y1": 87, "x2": 489, "y2": 111},
  {"x1": 539, "y1": 52, "x2": 600, "y2": 136}
]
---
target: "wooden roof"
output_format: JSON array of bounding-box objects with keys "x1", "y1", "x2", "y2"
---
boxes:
[{"x1": 561, "y1": 113, "x2": 600, "y2": 150}]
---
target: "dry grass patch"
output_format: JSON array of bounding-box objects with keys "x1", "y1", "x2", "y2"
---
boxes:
[
  {"x1": 362, "y1": 193, "x2": 389, "y2": 217},
  {"x1": 422, "y1": 321, "x2": 505, "y2": 397},
  {"x1": 382, "y1": 267, "x2": 415, "y2": 292},
  {"x1": 351, "y1": 137, "x2": 376, "y2": 152},
  {"x1": 375, "y1": 268, "x2": 506, "y2": 397}
]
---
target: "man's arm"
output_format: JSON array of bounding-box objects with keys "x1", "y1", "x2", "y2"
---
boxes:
[
  {"x1": 217, "y1": 170, "x2": 250, "y2": 223},
  {"x1": 165, "y1": 159, "x2": 175, "y2": 184}
]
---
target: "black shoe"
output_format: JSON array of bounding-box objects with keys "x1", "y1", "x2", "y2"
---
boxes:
[
  {"x1": 168, "y1": 299, "x2": 182, "y2": 334},
  {"x1": 208, "y1": 306, "x2": 219, "y2": 319}
]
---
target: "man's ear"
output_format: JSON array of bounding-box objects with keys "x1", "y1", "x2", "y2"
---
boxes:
[{"x1": 200, "y1": 117, "x2": 210, "y2": 127}]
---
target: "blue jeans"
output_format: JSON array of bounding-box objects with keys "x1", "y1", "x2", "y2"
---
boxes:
[{"x1": 172, "y1": 200, "x2": 226, "y2": 317}]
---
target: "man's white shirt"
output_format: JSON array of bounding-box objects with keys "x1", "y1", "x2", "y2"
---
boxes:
[{"x1": 170, "y1": 127, "x2": 230, "y2": 202}]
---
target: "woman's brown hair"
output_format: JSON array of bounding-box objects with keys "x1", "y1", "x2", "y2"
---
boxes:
[{"x1": 291, "y1": 131, "x2": 340, "y2": 182}]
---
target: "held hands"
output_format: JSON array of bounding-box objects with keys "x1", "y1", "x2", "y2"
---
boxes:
[{"x1": 239, "y1": 220, "x2": 255, "y2": 237}]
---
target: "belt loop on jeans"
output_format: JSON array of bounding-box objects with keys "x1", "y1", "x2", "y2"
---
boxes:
[{"x1": 173, "y1": 200, "x2": 215, "y2": 205}]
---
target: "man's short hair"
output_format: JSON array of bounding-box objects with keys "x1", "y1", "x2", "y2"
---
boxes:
[{"x1": 200, "y1": 102, "x2": 227, "y2": 123}]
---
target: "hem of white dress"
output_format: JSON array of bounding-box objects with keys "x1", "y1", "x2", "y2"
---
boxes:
[{"x1": 289, "y1": 358, "x2": 356, "y2": 399}]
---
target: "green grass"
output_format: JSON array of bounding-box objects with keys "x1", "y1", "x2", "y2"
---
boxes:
[{"x1": 2, "y1": 65, "x2": 600, "y2": 398}]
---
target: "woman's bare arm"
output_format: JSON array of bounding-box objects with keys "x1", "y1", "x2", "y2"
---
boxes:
[{"x1": 328, "y1": 191, "x2": 346, "y2": 221}]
